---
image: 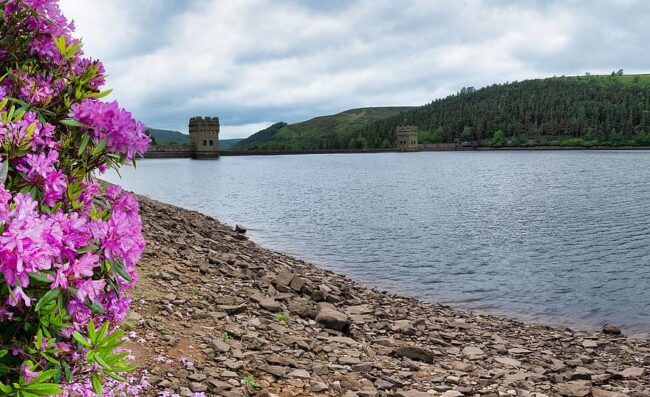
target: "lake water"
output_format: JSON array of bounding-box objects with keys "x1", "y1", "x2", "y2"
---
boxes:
[{"x1": 104, "y1": 151, "x2": 650, "y2": 335}]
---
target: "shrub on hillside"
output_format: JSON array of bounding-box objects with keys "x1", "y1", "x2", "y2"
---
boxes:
[{"x1": 0, "y1": 0, "x2": 150, "y2": 395}]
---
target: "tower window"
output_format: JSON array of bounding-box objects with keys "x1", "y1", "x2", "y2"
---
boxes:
[
  {"x1": 203, "y1": 140, "x2": 207, "y2": 146},
  {"x1": 209, "y1": 140, "x2": 214, "y2": 146}
]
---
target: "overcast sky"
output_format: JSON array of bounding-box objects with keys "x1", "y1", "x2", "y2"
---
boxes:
[{"x1": 58, "y1": 0, "x2": 649, "y2": 139}]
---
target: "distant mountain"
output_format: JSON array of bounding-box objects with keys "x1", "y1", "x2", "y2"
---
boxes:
[
  {"x1": 361, "y1": 73, "x2": 650, "y2": 147},
  {"x1": 219, "y1": 139, "x2": 242, "y2": 149},
  {"x1": 146, "y1": 128, "x2": 189, "y2": 145},
  {"x1": 233, "y1": 107, "x2": 415, "y2": 150},
  {"x1": 146, "y1": 128, "x2": 242, "y2": 149}
]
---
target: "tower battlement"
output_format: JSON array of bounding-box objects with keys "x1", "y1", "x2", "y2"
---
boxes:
[{"x1": 189, "y1": 116, "x2": 220, "y2": 158}]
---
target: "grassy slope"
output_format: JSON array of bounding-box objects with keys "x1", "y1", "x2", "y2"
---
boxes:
[
  {"x1": 146, "y1": 128, "x2": 190, "y2": 145},
  {"x1": 234, "y1": 107, "x2": 414, "y2": 150}
]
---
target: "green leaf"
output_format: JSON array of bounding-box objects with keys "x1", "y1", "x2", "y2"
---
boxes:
[
  {"x1": 0, "y1": 381, "x2": 12, "y2": 393},
  {"x1": 35, "y1": 289, "x2": 60, "y2": 313},
  {"x1": 77, "y1": 245, "x2": 99, "y2": 254},
  {"x1": 0, "y1": 159, "x2": 7, "y2": 184},
  {"x1": 24, "y1": 383, "x2": 62, "y2": 396},
  {"x1": 111, "y1": 259, "x2": 132, "y2": 282},
  {"x1": 78, "y1": 134, "x2": 90, "y2": 156},
  {"x1": 88, "y1": 319, "x2": 97, "y2": 342},
  {"x1": 60, "y1": 118, "x2": 85, "y2": 128},
  {"x1": 91, "y1": 138, "x2": 107, "y2": 156},
  {"x1": 91, "y1": 373, "x2": 103, "y2": 396},
  {"x1": 0, "y1": 349, "x2": 7, "y2": 359},
  {"x1": 72, "y1": 332, "x2": 91, "y2": 348}
]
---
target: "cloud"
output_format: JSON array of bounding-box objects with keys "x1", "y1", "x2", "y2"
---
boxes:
[{"x1": 58, "y1": 0, "x2": 649, "y2": 139}]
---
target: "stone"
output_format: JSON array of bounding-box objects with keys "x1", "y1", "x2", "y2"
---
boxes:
[
  {"x1": 602, "y1": 324, "x2": 622, "y2": 336},
  {"x1": 581, "y1": 340, "x2": 598, "y2": 348},
  {"x1": 351, "y1": 362, "x2": 373, "y2": 373},
  {"x1": 275, "y1": 270, "x2": 295, "y2": 287},
  {"x1": 493, "y1": 356, "x2": 521, "y2": 367},
  {"x1": 289, "y1": 369, "x2": 311, "y2": 379},
  {"x1": 189, "y1": 382, "x2": 208, "y2": 393},
  {"x1": 235, "y1": 224, "x2": 247, "y2": 233},
  {"x1": 619, "y1": 367, "x2": 645, "y2": 378},
  {"x1": 462, "y1": 346, "x2": 485, "y2": 358},
  {"x1": 440, "y1": 391, "x2": 464, "y2": 397},
  {"x1": 259, "y1": 298, "x2": 281, "y2": 312},
  {"x1": 396, "y1": 390, "x2": 431, "y2": 397},
  {"x1": 289, "y1": 276, "x2": 306, "y2": 292},
  {"x1": 218, "y1": 304, "x2": 246, "y2": 315},
  {"x1": 258, "y1": 364, "x2": 287, "y2": 378},
  {"x1": 210, "y1": 339, "x2": 230, "y2": 353},
  {"x1": 374, "y1": 379, "x2": 394, "y2": 390},
  {"x1": 393, "y1": 346, "x2": 436, "y2": 363},
  {"x1": 315, "y1": 303, "x2": 350, "y2": 331},
  {"x1": 557, "y1": 381, "x2": 591, "y2": 397},
  {"x1": 311, "y1": 381, "x2": 328, "y2": 392}
]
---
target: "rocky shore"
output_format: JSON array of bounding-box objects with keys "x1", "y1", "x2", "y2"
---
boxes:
[{"x1": 126, "y1": 195, "x2": 649, "y2": 397}]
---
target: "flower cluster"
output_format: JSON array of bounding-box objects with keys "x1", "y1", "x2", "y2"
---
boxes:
[{"x1": 0, "y1": 0, "x2": 150, "y2": 396}]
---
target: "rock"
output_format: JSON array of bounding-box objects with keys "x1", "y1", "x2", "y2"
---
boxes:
[
  {"x1": 493, "y1": 356, "x2": 522, "y2": 367},
  {"x1": 274, "y1": 270, "x2": 294, "y2": 287},
  {"x1": 557, "y1": 381, "x2": 592, "y2": 397},
  {"x1": 602, "y1": 324, "x2": 622, "y2": 335},
  {"x1": 289, "y1": 276, "x2": 306, "y2": 292},
  {"x1": 581, "y1": 339, "x2": 598, "y2": 348},
  {"x1": 393, "y1": 346, "x2": 436, "y2": 363},
  {"x1": 235, "y1": 224, "x2": 247, "y2": 233},
  {"x1": 199, "y1": 263, "x2": 209, "y2": 274},
  {"x1": 218, "y1": 304, "x2": 246, "y2": 315},
  {"x1": 571, "y1": 367, "x2": 594, "y2": 380},
  {"x1": 440, "y1": 391, "x2": 464, "y2": 397},
  {"x1": 258, "y1": 364, "x2": 287, "y2": 378},
  {"x1": 288, "y1": 369, "x2": 310, "y2": 379},
  {"x1": 396, "y1": 390, "x2": 431, "y2": 397},
  {"x1": 374, "y1": 379, "x2": 394, "y2": 390},
  {"x1": 619, "y1": 367, "x2": 645, "y2": 378},
  {"x1": 592, "y1": 388, "x2": 627, "y2": 397},
  {"x1": 311, "y1": 381, "x2": 328, "y2": 392},
  {"x1": 210, "y1": 339, "x2": 230, "y2": 353},
  {"x1": 315, "y1": 303, "x2": 350, "y2": 331},
  {"x1": 189, "y1": 382, "x2": 208, "y2": 393},
  {"x1": 462, "y1": 346, "x2": 485, "y2": 358},
  {"x1": 259, "y1": 298, "x2": 281, "y2": 312},
  {"x1": 351, "y1": 362, "x2": 373, "y2": 373}
]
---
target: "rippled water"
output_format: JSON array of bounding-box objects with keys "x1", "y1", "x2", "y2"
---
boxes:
[{"x1": 104, "y1": 151, "x2": 650, "y2": 335}]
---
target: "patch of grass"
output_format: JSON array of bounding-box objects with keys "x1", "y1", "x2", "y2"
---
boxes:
[
  {"x1": 221, "y1": 331, "x2": 231, "y2": 342},
  {"x1": 274, "y1": 312, "x2": 289, "y2": 325},
  {"x1": 242, "y1": 373, "x2": 258, "y2": 388}
]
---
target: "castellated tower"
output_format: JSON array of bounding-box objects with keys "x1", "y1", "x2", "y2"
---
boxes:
[
  {"x1": 189, "y1": 116, "x2": 220, "y2": 158},
  {"x1": 396, "y1": 125, "x2": 419, "y2": 151}
]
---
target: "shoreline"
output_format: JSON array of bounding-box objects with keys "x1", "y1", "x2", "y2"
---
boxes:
[
  {"x1": 128, "y1": 194, "x2": 649, "y2": 396},
  {"x1": 143, "y1": 145, "x2": 650, "y2": 159}
]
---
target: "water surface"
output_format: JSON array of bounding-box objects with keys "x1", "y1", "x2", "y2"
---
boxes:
[{"x1": 104, "y1": 151, "x2": 650, "y2": 335}]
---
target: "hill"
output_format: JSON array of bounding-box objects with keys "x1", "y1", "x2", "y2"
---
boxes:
[
  {"x1": 146, "y1": 128, "x2": 242, "y2": 149},
  {"x1": 233, "y1": 107, "x2": 415, "y2": 150},
  {"x1": 219, "y1": 139, "x2": 242, "y2": 149},
  {"x1": 361, "y1": 74, "x2": 650, "y2": 147},
  {"x1": 146, "y1": 128, "x2": 190, "y2": 145}
]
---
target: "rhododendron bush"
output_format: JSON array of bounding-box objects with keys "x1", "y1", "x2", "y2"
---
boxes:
[{"x1": 0, "y1": 0, "x2": 150, "y2": 395}]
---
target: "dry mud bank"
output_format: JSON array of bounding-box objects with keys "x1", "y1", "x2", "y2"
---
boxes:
[{"x1": 126, "y1": 195, "x2": 649, "y2": 397}]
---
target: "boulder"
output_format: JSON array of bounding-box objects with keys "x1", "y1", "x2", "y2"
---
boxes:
[
  {"x1": 315, "y1": 303, "x2": 350, "y2": 331},
  {"x1": 393, "y1": 346, "x2": 436, "y2": 363}
]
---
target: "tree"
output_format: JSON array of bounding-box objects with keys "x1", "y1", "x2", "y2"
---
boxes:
[{"x1": 491, "y1": 130, "x2": 507, "y2": 147}]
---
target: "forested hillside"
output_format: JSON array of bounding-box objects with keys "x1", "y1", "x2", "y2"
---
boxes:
[
  {"x1": 234, "y1": 107, "x2": 414, "y2": 150},
  {"x1": 362, "y1": 74, "x2": 650, "y2": 147}
]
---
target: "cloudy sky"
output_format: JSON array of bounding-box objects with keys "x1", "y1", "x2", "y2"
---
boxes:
[{"x1": 58, "y1": 0, "x2": 649, "y2": 139}]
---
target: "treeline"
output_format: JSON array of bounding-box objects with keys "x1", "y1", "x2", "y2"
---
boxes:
[{"x1": 360, "y1": 75, "x2": 650, "y2": 147}]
